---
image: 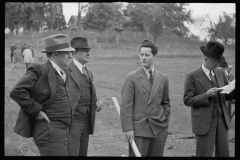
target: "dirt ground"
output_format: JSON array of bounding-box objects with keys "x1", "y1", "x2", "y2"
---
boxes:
[{"x1": 5, "y1": 57, "x2": 235, "y2": 157}]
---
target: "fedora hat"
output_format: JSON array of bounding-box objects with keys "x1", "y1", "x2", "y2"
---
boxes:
[
  {"x1": 71, "y1": 37, "x2": 91, "y2": 49},
  {"x1": 200, "y1": 41, "x2": 224, "y2": 63},
  {"x1": 41, "y1": 34, "x2": 75, "y2": 53}
]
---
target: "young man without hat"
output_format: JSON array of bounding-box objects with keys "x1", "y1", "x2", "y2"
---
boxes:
[{"x1": 120, "y1": 40, "x2": 171, "y2": 156}]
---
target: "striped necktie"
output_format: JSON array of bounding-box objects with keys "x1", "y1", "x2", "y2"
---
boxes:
[
  {"x1": 149, "y1": 70, "x2": 154, "y2": 85},
  {"x1": 60, "y1": 69, "x2": 66, "y2": 83}
]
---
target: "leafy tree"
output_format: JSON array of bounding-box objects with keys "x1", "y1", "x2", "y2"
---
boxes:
[
  {"x1": 5, "y1": 3, "x2": 26, "y2": 33},
  {"x1": 122, "y1": 3, "x2": 193, "y2": 43},
  {"x1": 52, "y1": 4, "x2": 67, "y2": 30},
  {"x1": 82, "y1": 3, "x2": 123, "y2": 32},
  {"x1": 209, "y1": 12, "x2": 235, "y2": 44}
]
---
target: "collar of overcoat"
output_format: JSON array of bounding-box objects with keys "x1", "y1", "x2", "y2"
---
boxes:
[{"x1": 136, "y1": 67, "x2": 163, "y2": 105}]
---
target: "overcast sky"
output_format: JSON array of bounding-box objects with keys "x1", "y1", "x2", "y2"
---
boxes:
[{"x1": 62, "y1": 3, "x2": 235, "y2": 41}]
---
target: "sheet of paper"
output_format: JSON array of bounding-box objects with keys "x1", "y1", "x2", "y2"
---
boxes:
[{"x1": 218, "y1": 80, "x2": 235, "y2": 94}]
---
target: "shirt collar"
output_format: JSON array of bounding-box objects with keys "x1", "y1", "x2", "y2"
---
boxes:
[
  {"x1": 49, "y1": 60, "x2": 64, "y2": 76},
  {"x1": 73, "y1": 59, "x2": 85, "y2": 73},
  {"x1": 143, "y1": 66, "x2": 155, "y2": 78},
  {"x1": 202, "y1": 64, "x2": 215, "y2": 78}
]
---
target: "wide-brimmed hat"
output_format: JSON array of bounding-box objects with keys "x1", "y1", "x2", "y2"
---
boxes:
[
  {"x1": 71, "y1": 37, "x2": 91, "y2": 49},
  {"x1": 220, "y1": 56, "x2": 228, "y2": 68},
  {"x1": 41, "y1": 34, "x2": 75, "y2": 53},
  {"x1": 200, "y1": 41, "x2": 224, "y2": 63}
]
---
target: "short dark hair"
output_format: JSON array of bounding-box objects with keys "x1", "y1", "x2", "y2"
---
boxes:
[{"x1": 139, "y1": 40, "x2": 158, "y2": 56}]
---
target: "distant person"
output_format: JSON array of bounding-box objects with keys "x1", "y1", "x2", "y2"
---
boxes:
[
  {"x1": 10, "y1": 43, "x2": 16, "y2": 63},
  {"x1": 10, "y1": 34, "x2": 75, "y2": 156},
  {"x1": 64, "y1": 37, "x2": 102, "y2": 156},
  {"x1": 13, "y1": 46, "x2": 23, "y2": 68},
  {"x1": 183, "y1": 41, "x2": 235, "y2": 157},
  {"x1": 120, "y1": 40, "x2": 171, "y2": 157},
  {"x1": 23, "y1": 45, "x2": 34, "y2": 69},
  {"x1": 21, "y1": 43, "x2": 27, "y2": 58}
]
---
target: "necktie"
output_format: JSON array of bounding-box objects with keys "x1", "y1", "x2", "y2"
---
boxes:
[
  {"x1": 60, "y1": 69, "x2": 66, "y2": 83},
  {"x1": 209, "y1": 71, "x2": 217, "y2": 85},
  {"x1": 82, "y1": 66, "x2": 90, "y2": 80},
  {"x1": 149, "y1": 70, "x2": 154, "y2": 85}
]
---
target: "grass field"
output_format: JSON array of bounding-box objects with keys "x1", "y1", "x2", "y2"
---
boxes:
[{"x1": 5, "y1": 31, "x2": 235, "y2": 156}]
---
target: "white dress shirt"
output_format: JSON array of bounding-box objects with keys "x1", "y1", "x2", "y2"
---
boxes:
[
  {"x1": 202, "y1": 64, "x2": 215, "y2": 81},
  {"x1": 49, "y1": 60, "x2": 66, "y2": 82},
  {"x1": 143, "y1": 66, "x2": 155, "y2": 79},
  {"x1": 73, "y1": 59, "x2": 85, "y2": 74}
]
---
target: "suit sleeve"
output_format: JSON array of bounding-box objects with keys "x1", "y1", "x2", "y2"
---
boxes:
[
  {"x1": 183, "y1": 73, "x2": 210, "y2": 107},
  {"x1": 161, "y1": 76, "x2": 171, "y2": 117},
  {"x1": 10, "y1": 65, "x2": 43, "y2": 117},
  {"x1": 120, "y1": 74, "x2": 134, "y2": 132}
]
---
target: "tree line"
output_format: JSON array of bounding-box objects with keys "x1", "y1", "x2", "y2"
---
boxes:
[
  {"x1": 5, "y1": 3, "x2": 66, "y2": 33},
  {"x1": 5, "y1": 3, "x2": 235, "y2": 44}
]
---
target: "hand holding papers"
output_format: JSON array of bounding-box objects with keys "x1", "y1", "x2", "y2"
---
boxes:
[{"x1": 218, "y1": 80, "x2": 235, "y2": 94}]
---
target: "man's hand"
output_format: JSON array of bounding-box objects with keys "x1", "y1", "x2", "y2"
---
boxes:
[
  {"x1": 124, "y1": 130, "x2": 135, "y2": 141},
  {"x1": 96, "y1": 100, "x2": 102, "y2": 112},
  {"x1": 206, "y1": 87, "x2": 221, "y2": 97},
  {"x1": 36, "y1": 111, "x2": 50, "y2": 123}
]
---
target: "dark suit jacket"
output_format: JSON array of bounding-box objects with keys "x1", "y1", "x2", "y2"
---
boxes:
[
  {"x1": 120, "y1": 67, "x2": 171, "y2": 138},
  {"x1": 183, "y1": 67, "x2": 235, "y2": 135},
  {"x1": 63, "y1": 61, "x2": 97, "y2": 134},
  {"x1": 10, "y1": 60, "x2": 63, "y2": 138}
]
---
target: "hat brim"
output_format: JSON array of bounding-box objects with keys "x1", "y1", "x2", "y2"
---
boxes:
[
  {"x1": 200, "y1": 46, "x2": 222, "y2": 63},
  {"x1": 41, "y1": 47, "x2": 75, "y2": 53}
]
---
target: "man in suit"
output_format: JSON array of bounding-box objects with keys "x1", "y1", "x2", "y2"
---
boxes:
[
  {"x1": 120, "y1": 40, "x2": 171, "y2": 157},
  {"x1": 64, "y1": 37, "x2": 102, "y2": 156},
  {"x1": 183, "y1": 41, "x2": 235, "y2": 157},
  {"x1": 10, "y1": 34, "x2": 75, "y2": 156}
]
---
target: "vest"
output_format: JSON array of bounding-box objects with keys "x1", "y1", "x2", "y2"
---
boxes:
[
  {"x1": 211, "y1": 74, "x2": 223, "y2": 116},
  {"x1": 43, "y1": 71, "x2": 72, "y2": 125},
  {"x1": 75, "y1": 67, "x2": 92, "y2": 113}
]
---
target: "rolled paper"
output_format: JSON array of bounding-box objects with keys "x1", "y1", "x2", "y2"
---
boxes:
[{"x1": 111, "y1": 97, "x2": 141, "y2": 157}]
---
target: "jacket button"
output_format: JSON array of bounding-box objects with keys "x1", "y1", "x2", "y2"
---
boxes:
[{"x1": 143, "y1": 92, "x2": 146, "y2": 94}]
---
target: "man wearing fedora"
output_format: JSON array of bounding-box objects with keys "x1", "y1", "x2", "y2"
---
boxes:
[
  {"x1": 183, "y1": 41, "x2": 235, "y2": 157},
  {"x1": 10, "y1": 34, "x2": 75, "y2": 156},
  {"x1": 63, "y1": 37, "x2": 102, "y2": 156}
]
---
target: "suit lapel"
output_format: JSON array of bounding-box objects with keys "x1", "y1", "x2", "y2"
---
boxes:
[
  {"x1": 45, "y1": 60, "x2": 56, "y2": 108},
  {"x1": 69, "y1": 62, "x2": 80, "y2": 89},
  {"x1": 147, "y1": 70, "x2": 162, "y2": 105},
  {"x1": 214, "y1": 69, "x2": 224, "y2": 88},
  {"x1": 86, "y1": 67, "x2": 96, "y2": 98},
  {"x1": 197, "y1": 67, "x2": 212, "y2": 92},
  {"x1": 137, "y1": 68, "x2": 152, "y2": 94}
]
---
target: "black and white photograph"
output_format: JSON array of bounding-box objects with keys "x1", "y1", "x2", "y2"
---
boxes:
[{"x1": 5, "y1": 2, "x2": 235, "y2": 157}]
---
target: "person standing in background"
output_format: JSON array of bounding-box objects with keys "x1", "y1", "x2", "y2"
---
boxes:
[
  {"x1": 23, "y1": 45, "x2": 34, "y2": 69},
  {"x1": 10, "y1": 43, "x2": 16, "y2": 63},
  {"x1": 13, "y1": 46, "x2": 23, "y2": 68}
]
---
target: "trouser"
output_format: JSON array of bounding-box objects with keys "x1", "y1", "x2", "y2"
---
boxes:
[
  {"x1": 69, "y1": 108, "x2": 90, "y2": 156},
  {"x1": 33, "y1": 119, "x2": 70, "y2": 156},
  {"x1": 129, "y1": 128, "x2": 168, "y2": 157},
  {"x1": 195, "y1": 108, "x2": 229, "y2": 157}
]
